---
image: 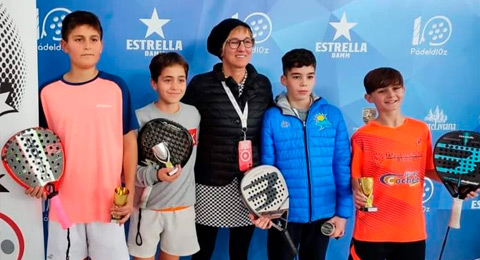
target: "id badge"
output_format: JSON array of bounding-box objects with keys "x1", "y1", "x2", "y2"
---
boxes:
[{"x1": 238, "y1": 140, "x2": 253, "y2": 171}]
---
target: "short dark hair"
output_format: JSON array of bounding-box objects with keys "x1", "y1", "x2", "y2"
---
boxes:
[
  {"x1": 149, "y1": 52, "x2": 189, "y2": 81},
  {"x1": 363, "y1": 67, "x2": 404, "y2": 94},
  {"x1": 61, "y1": 11, "x2": 103, "y2": 41},
  {"x1": 282, "y1": 48, "x2": 316, "y2": 75}
]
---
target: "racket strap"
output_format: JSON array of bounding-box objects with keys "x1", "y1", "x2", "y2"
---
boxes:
[
  {"x1": 135, "y1": 209, "x2": 144, "y2": 246},
  {"x1": 46, "y1": 183, "x2": 58, "y2": 199},
  {"x1": 65, "y1": 227, "x2": 71, "y2": 260}
]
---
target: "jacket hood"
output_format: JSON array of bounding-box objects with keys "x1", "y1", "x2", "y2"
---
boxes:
[{"x1": 274, "y1": 92, "x2": 324, "y2": 117}]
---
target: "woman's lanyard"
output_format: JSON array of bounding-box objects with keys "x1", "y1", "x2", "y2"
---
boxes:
[{"x1": 221, "y1": 81, "x2": 248, "y2": 139}]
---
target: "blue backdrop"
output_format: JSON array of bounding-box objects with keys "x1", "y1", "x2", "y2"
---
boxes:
[{"x1": 36, "y1": 1, "x2": 480, "y2": 259}]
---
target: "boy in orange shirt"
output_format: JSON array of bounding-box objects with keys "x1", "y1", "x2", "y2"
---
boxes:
[{"x1": 349, "y1": 67, "x2": 437, "y2": 260}]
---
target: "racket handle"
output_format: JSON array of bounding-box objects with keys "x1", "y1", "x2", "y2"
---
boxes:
[
  {"x1": 281, "y1": 230, "x2": 298, "y2": 256},
  {"x1": 50, "y1": 195, "x2": 72, "y2": 229},
  {"x1": 449, "y1": 198, "x2": 463, "y2": 229}
]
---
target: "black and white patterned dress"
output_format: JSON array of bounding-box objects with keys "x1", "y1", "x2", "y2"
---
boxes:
[{"x1": 195, "y1": 178, "x2": 252, "y2": 227}]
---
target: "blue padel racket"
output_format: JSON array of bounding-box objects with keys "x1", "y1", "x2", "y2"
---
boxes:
[
  {"x1": 434, "y1": 130, "x2": 480, "y2": 229},
  {"x1": 240, "y1": 165, "x2": 297, "y2": 256}
]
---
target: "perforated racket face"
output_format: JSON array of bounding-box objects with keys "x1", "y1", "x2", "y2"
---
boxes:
[
  {"x1": 138, "y1": 118, "x2": 193, "y2": 168},
  {"x1": 434, "y1": 131, "x2": 480, "y2": 198},
  {"x1": 240, "y1": 165, "x2": 289, "y2": 217},
  {"x1": 1, "y1": 127, "x2": 64, "y2": 187}
]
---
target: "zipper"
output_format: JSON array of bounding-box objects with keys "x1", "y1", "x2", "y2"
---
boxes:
[{"x1": 301, "y1": 119, "x2": 313, "y2": 222}]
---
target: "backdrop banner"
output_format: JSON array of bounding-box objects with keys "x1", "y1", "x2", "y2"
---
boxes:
[
  {"x1": 0, "y1": 0, "x2": 43, "y2": 260},
  {"x1": 32, "y1": 1, "x2": 480, "y2": 260}
]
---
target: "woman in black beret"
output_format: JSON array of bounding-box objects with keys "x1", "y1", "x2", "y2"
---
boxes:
[{"x1": 183, "y1": 18, "x2": 273, "y2": 260}]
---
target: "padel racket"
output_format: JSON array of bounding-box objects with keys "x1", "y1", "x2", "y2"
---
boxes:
[
  {"x1": 1, "y1": 127, "x2": 71, "y2": 229},
  {"x1": 240, "y1": 165, "x2": 297, "y2": 256},
  {"x1": 137, "y1": 118, "x2": 193, "y2": 207},
  {"x1": 434, "y1": 130, "x2": 480, "y2": 229}
]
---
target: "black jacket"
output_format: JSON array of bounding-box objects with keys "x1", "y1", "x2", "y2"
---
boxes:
[{"x1": 182, "y1": 63, "x2": 273, "y2": 186}]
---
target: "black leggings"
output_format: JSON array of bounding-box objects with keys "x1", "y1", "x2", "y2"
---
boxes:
[{"x1": 191, "y1": 223, "x2": 255, "y2": 260}]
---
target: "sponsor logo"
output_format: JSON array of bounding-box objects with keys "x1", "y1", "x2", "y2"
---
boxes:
[
  {"x1": 380, "y1": 171, "x2": 420, "y2": 186},
  {"x1": 232, "y1": 12, "x2": 272, "y2": 55},
  {"x1": 37, "y1": 7, "x2": 71, "y2": 51},
  {"x1": 0, "y1": 4, "x2": 27, "y2": 117},
  {"x1": 471, "y1": 200, "x2": 480, "y2": 209},
  {"x1": 411, "y1": 16, "x2": 451, "y2": 56},
  {"x1": 188, "y1": 128, "x2": 197, "y2": 146},
  {"x1": 126, "y1": 8, "x2": 183, "y2": 56},
  {"x1": 423, "y1": 177, "x2": 434, "y2": 203},
  {"x1": 314, "y1": 113, "x2": 332, "y2": 130},
  {"x1": 0, "y1": 174, "x2": 8, "y2": 193},
  {"x1": 0, "y1": 212, "x2": 25, "y2": 260},
  {"x1": 315, "y1": 12, "x2": 367, "y2": 59},
  {"x1": 281, "y1": 120, "x2": 290, "y2": 128},
  {"x1": 424, "y1": 105, "x2": 456, "y2": 131}
]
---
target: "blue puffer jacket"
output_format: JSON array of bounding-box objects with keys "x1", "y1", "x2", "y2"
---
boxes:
[{"x1": 261, "y1": 93, "x2": 352, "y2": 223}]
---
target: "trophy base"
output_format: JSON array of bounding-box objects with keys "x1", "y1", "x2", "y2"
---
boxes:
[{"x1": 359, "y1": 206, "x2": 378, "y2": 212}]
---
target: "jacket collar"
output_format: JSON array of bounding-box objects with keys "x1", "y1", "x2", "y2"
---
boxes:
[{"x1": 275, "y1": 92, "x2": 324, "y2": 117}]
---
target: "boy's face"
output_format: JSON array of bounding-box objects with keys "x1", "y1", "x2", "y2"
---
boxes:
[
  {"x1": 61, "y1": 25, "x2": 103, "y2": 70},
  {"x1": 221, "y1": 26, "x2": 253, "y2": 69},
  {"x1": 151, "y1": 64, "x2": 187, "y2": 105},
  {"x1": 281, "y1": 66, "x2": 315, "y2": 104},
  {"x1": 365, "y1": 84, "x2": 405, "y2": 113}
]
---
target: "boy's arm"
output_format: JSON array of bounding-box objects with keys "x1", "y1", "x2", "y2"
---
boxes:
[{"x1": 332, "y1": 110, "x2": 353, "y2": 219}]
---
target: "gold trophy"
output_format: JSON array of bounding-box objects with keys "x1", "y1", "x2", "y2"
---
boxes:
[
  {"x1": 111, "y1": 186, "x2": 129, "y2": 221},
  {"x1": 359, "y1": 177, "x2": 377, "y2": 212}
]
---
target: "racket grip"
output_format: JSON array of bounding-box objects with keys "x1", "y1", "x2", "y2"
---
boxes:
[
  {"x1": 281, "y1": 230, "x2": 298, "y2": 256},
  {"x1": 50, "y1": 195, "x2": 72, "y2": 229},
  {"x1": 449, "y1": 198, "x2": 463, "y2": 229}
]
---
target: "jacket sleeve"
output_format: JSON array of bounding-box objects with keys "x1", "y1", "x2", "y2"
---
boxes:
[
  {"x1": 332, "y1": 108, "x2": 353, "y2": 218},
  {"x1": 136, "y1": 165, "x2": 160, "y2": 187},
  {"x1": 261, "y1": 109, "x2": 275, "y2": 166}
]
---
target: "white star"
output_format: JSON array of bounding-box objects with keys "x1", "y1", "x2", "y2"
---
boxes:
[
  {"x1": 0, "y1": 91, "x2": 15, "y2": 116},
  {"x1": 140, "y1": 8, "x2": 170, "y2": 38},
  {"x1": 329, "y1": 12, "x2": 357, "y2": 41}
]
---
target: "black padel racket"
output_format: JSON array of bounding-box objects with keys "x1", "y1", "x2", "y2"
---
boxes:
[
  {"x1": 137, "y1": 118, "x2": 193, "y2": 207},
  {"x1": 1, "y1": 127, "x2": 71, "y2": 229},
  {"x1": 240, "y1": 165, "x2": 297, "y2": 256},
  {"x1": 434, "y1": 131, "x2": 480, "y2": 229}
]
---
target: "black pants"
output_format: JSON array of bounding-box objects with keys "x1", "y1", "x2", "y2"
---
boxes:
[
  {"x1": 191, "y1": 223, "x2": 255, "y2": 260},
  {"x1": 349, "y1": 239, "x2": 426, "y2": 260},
  {"x1": 267, "y1": 219, "x2": 330, "y2": 260}
]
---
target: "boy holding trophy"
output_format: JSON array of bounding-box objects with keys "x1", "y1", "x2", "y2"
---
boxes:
[{"x1": 349, "y1": 67, "x2": 439, "y2": 260}]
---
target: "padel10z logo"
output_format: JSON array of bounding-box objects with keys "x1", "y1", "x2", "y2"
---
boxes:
[
  {"x1": 315, "y1": 12, "x2": 367, "y2": 59},
  {"x1": 423, "y1": 177, "x2": 434, "y2": 213},
  {"x1": 37, "y1": 7, "x2": 71, "y2": 51},
  {"x1": 126, "y1": 8, "x2": 183, "y2": 57},
  {"x1": 411, "y1": 16, "x2": 451, "y2": 56},
  {"x1": 232, "y1": 12, "x2": 273, "y2": 55},
  {"x1": 424, "y1": 105, "x2": 456, "y2": 131}
]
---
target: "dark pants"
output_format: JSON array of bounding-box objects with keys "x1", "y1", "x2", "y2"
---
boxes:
[
  {"x1": 191, "y1": 223, "x2": 255, "y2": 260},
  {"x1": 267, "y1": 219, "x2": 330, "y2": 260},
  {"x1": 349, "y1": 239, "x2": 426, "y2": 260}
]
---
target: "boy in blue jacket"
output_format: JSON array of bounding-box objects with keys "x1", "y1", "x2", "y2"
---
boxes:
[{"x1": 257, "y1": 48, "x2": 352, "y2": 260}]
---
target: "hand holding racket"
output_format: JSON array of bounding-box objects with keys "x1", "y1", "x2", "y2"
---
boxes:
[
  {"x1": 434, "y1": 131, "x2": 480, "y2": 229},
  {"x1": 240, "y1": 165, "x2": 298, "y2": 256},
  {"x1": 1, "y1": 127, "x2": 72, "y2": 229},
  {"x1": 137, "y1": 118, "x2": 193, "y2": 208}
]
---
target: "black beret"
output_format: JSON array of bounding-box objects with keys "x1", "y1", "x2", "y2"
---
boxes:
[{"x1": 207, "y1": 18, "x2": 252, "y2": 59}]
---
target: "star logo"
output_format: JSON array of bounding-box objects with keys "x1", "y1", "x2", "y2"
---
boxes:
[
  {"x1": 0, "y1": 81, "x2": 17, "y2": 117},
  {"x1": 140, "y1": 8, "x2": 170, "y2": 38},
  {"x1": 329, "y1": 12, "x2": 357, "y2": 41}
]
